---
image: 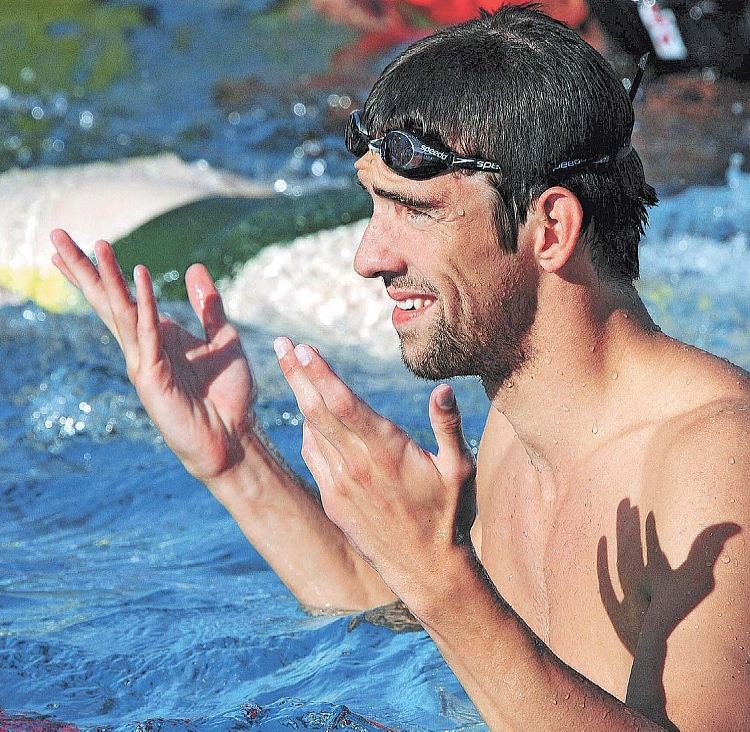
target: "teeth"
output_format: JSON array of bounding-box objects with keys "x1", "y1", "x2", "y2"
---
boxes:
[{"x1": 395, "y1": 297, "x2": 433, "y2": 311}]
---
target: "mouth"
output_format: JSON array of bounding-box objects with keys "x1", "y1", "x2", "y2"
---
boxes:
[{"x1": 389, "y1": 291, "x2": 437, "y2": 328}]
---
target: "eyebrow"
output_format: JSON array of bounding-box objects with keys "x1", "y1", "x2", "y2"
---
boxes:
[{"x1": 356, "y1": 178, "x2": 446, "y2": 213}]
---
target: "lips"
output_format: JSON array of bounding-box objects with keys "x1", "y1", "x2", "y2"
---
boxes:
[{"x1": 389, "y1": 291, "x2": 437, "y2": 328}]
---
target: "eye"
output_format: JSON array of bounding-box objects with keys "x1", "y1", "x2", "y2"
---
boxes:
[{"x1": 404, "y1": 206, "x2": 433, "y2": 224}]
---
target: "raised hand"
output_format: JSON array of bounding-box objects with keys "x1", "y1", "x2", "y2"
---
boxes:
[
  {"x1": 50, "y1": 230, "x2": 255, "y2": 482},
  {"x1": 273, "y1": 336, "x2": 477, "y2": 606}
]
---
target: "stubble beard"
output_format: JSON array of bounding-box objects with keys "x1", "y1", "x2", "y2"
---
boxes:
[{"x1": 398, "y1": 260, "x2": 538, "y2": 390}]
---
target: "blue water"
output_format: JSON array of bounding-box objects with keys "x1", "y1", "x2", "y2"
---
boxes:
[
  {"x1": 2, "y1": 169, "x2": 750, "y2": 729},
  {"x1": 0, "y1": 303, "x2": 490, "y2": 729},
  {"x1": 0, "y1": 0, "x2": 371, "y2": 187},
  {"x1": 1, "y1": 1, "x2": 749, "y2": 729}
]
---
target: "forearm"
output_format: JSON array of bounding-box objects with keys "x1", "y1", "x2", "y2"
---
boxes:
[
  {"x1": 205, "y1": 426, "x2": 396, "y2": 611},
  {"x1": 412, "y1": 549, "x2": 664, "y2": 731}
]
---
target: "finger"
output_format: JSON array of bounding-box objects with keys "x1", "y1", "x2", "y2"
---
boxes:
[
  {"x1": 274, "y1": 337, "x2": 360, "y2": 452},
  {"x1": 50, "y1": 229, "x2": 119, "y2": 337},
  {"x1": 429, "y1": 385, "x2": 473, "y2": 472},
  {"x1": 50, "y1": 229, "x2": 104, "y2": 295},
  {"x1": 596, "y1": 536, "x2": 622, "y2": 623},
  {"x1": 94, "y1": 240, "x2": 140, "y2": 351},
  {"x1": 287, "y1": 340, "x2": 382, "y2": 437},
  {"x1": 302, "y1": 421, "x2": 336, "y2": 495},
  {"x1": 185, "y1": 263, "x2": 227, "y2": 342},
  {"x1": 134, "y1": 265, "x2": 163, "y2": 369},
  {"x1": 51, "y1": 253, "x2": 81, "y2": 289}
]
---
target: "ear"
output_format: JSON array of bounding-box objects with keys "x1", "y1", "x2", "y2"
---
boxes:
[{"x1": 532, "y1": 187, "x2": 584, "y2": 274}]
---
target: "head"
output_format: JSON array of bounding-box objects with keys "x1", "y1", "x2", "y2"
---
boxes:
[{"x1": 353, "y1": 4, "x2": 657, "y2": 382}]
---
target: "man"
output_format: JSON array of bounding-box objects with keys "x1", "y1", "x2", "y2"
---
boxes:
[{"x1": 50, "y1": 6, "x2": 749, "y2": 730}]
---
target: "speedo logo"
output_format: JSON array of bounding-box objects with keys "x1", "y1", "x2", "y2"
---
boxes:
[
  {"x1": 421, "y1": 145, "x2": 450, "y2": 160},
  {"x1": 555, "y1": 158, "x2": 584, "y2": 170},
  {"x1": 476, "y1": 161, "x2": 502, "y2": 170}
]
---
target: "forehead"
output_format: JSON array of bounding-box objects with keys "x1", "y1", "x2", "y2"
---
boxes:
[{"x1": 355, "y1": 152, "x2": 497, "y2": 211}]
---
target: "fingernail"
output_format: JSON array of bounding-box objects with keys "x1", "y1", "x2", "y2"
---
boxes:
[
  {"x1": 295, "y1": 343, "x2": 313, "y2": 366},
  {"x1": 437, "y1": 385, "x2": 455, "y2": 410},
  {"x1": 273, "y1": 337, "x2": 290, "y2": 358}
]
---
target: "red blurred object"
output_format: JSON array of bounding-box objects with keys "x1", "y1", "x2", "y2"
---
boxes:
[
  {"x1": 309, "y1": 0, "x2": 603, "y2": 81},
  {"x1": 402, "y1": 0, "x2": 590, "y2": 28},
  {"x1": 0, "y1": 713, "x2": 78, "y2": 732}
]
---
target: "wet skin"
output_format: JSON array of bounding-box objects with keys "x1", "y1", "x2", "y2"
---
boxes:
[
  {"x1": 50, "y1": 150, "x2": 750, "y2": 729},
  {"x1": 290, "y1": 153, "x2": 750, "y2": 729}
]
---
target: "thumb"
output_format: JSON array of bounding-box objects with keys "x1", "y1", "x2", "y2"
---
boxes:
[{"x1": 429, "y1": 384, "x2": 472, "y2": 471}]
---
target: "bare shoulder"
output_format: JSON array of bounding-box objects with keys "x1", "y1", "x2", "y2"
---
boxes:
[
  {"x1": 643, "y1": 371, "x2": 750, "y2": 522},
  {"x1": 627, "y1": 346, "x2": 750, "y2": 728},
  {"x1": 639, "y1": 342, "x2": 750, "y2": 569}
]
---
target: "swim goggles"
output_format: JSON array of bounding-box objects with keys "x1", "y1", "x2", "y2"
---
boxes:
[{"x1": 345, "y1": 54, "x2": 648, "y2": 181}]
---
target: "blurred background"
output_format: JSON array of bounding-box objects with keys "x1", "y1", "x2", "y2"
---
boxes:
[{"x1": 0, "y1": 2, "x2": 748, "y2": 730}]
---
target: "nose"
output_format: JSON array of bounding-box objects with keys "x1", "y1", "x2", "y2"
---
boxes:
[{"x1": 353, "y1": 216, "x2": 407, "y2": 280}]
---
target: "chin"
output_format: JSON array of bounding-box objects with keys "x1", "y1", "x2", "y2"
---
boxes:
[
  {"x1": 399, "y1": 324, "x2": 479, "y2": 381},
  {"x1": 398, "y1": 319, "x2": 528, "y2": 385}
]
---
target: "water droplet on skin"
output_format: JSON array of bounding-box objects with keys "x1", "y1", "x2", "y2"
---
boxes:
[
  {"x1": 729, "y1": 457, "x2": 736, "y2": 464},
  {"x1": 592, "y1": 425, "x2": 599, "y2": 434},
  {"x1": 589, "y1": 345, "x2": 595, "y2": 352},
  {"x1": 721, "y1": 555, "x2": 731, "y2": 564},
  {"x1": 456, "y1": 208, "x2": 465, "y2": 216},
  {"x1": 611, "y1": 371, "x2": 619, "y2": 380},
  {"x1": 552, "y1": 695, "x2": 558, "y2": 705},
  {"x1": 623, "y1": 312, "x2": 629, "y2": 319},
  {"x1": 564, "y1": 693, "x2": 570, "y2": 700}
]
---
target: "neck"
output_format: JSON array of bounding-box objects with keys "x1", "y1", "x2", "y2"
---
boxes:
[{"x1": 485, "y1": 277, "x2": 660, "y2": 480}]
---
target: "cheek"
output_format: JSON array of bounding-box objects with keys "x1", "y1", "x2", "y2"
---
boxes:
[{"x1": 438, "y1": 243, "x2": 509, "y2": 319}]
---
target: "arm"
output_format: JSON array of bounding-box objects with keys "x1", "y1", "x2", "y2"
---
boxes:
[
  {"x1": 627, "y1": 406, "x2": 750, "y2": 730},
  {"x1": 276, "y1": 342, "x2": 749, "y2": 729},
  {"x1": 49, "y1": 230, "x2": 395, "y2": 611}
]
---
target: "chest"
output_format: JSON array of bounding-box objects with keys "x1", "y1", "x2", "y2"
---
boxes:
[{"x1": 476, "y1": 443, "x2": 653, "y2": 700}]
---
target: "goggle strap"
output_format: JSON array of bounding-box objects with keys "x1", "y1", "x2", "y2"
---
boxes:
[
  {"x1": 452, "y1": 157, "x2": 503, "y2": 172},
  {"x1": 629, "y1": 52, "x2": 650, "y2": 103},
  {"x1": 551, "y1": 137, "x2": 633, "y2": 175}
]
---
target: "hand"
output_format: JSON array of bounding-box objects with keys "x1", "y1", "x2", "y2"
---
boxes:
[
  {"x1": 50, "y1": 230, "x2": 255, "y2": 482},
  {"x1": 274, "y1": 336, "x2": 477, "y2": 605}
]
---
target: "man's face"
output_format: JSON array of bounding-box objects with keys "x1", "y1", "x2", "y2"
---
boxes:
[{"x1": 354, "y1": 153, "x2": 539, "y2": 386}]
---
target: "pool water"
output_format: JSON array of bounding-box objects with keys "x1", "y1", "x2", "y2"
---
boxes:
[{"x1": 1, "y1": 1, "x2": 749, "y2": 730}]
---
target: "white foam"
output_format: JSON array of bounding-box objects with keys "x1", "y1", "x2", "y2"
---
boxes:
[{"x1": 221, "y1": 220, "x2": 400, "y2": 357}]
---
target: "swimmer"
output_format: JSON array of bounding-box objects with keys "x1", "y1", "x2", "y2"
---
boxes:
[{"x1": 51, "y1": 7, "x2": 749, "y2": 729}]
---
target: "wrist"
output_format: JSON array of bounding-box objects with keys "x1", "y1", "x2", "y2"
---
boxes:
[
  {"x1": 407, "y1": 543, "x2": 488, "y2": 627},
  {"x1": 203, "y1": 424, "x2": 277, "y2": 507}
]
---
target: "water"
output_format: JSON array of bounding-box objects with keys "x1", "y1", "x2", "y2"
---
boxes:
[
  {"x1": 0, "y1": 2, "x2": 749, "y2": 730},
  {"x1": 0, "y1": 0, "x2": 369, "y2": 187}
]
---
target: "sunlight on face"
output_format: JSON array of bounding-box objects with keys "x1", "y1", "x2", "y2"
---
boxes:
[{"x1": 355, "y1": 154, "x2": 540, "y2": 386}]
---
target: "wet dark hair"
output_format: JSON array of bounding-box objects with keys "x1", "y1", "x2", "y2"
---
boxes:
[{"x1": 362, "y1": 4, "x2": 658, "y2": 281}]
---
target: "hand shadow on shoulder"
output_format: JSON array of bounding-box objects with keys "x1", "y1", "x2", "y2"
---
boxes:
[{"x1": 597, "y1": 498, "x2": 741, "y2": 730}]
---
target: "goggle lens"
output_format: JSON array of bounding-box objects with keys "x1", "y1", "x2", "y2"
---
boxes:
[
  {"x1": 344, "y1": 110, "x2": 506, "y2": 180},
  {"x1": 381, "y1": 131, "x2": 423, "y2": 171}
]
